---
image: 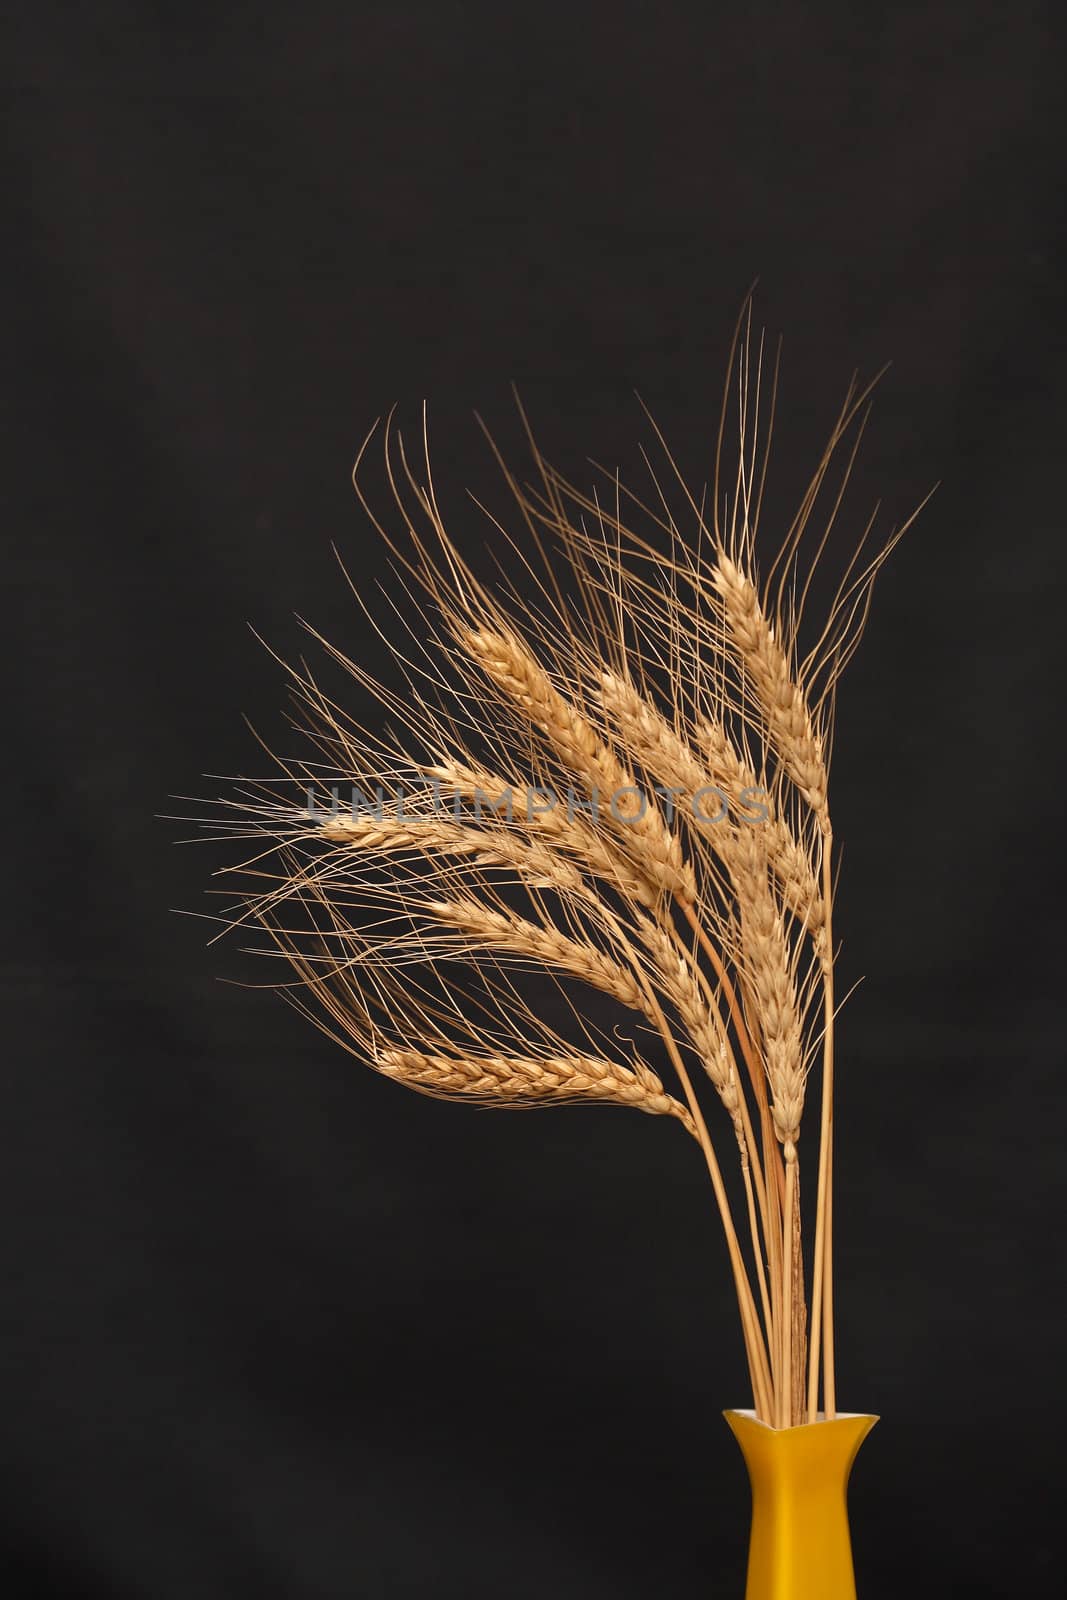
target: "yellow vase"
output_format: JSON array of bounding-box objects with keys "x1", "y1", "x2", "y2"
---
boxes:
[{"x1": 724, "y1": 1409, "x2": 878, "y2": 1600}]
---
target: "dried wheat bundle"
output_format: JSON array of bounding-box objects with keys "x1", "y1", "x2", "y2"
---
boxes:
[{"x1": 196, "y1": 311, "x2": 923, "y2": 1428}]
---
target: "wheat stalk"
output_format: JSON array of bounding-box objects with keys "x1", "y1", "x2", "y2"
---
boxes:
[
  {"x1": 705, "y1": 546, "x2": 838, "y2": 1419},
  {"x1": 198, "y1": 316, "x2": 917, "y2": 1430}
]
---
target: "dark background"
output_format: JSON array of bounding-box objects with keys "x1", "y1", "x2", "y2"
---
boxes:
[{"x1": 3, "y1": 3, "x2": 1064, "y2": 1596}]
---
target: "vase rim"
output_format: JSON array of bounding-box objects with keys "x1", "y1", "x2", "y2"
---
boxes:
[{"x1": 725, "y1": 1407, "x2": 879, "y2": 1432}]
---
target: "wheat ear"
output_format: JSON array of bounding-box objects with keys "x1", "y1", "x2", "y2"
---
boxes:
[
  {"x1": 423, "y1": 897, "x2": 654, "y2": 1016},
  {"x1": 712, "y1": 554, "x2": 829, "y2": 826},
  {"x1": 598, "y1": 669, "x2": 822, "y2": 933},
  {"x1": 458, "y1": 627, "x2": 695, "y2": 902},
  {"x1": 377, "y1": 1046, "x2": 696, "y2": 1127},
  {"x1": 319, "y1": 813, "x2": 586, "y2": 894},
  {"x1": 422, "y1": 758, "x2": 659, "y2": 909}
]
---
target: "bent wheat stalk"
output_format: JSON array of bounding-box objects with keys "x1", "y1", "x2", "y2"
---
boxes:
[{"x1": 195, "y1": 314, "x2": 922, "y2": 1430}]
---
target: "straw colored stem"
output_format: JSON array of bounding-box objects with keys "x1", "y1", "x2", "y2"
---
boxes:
[
  {"x1": 780, "y1": 1153, "x2": 796, "y2": 1428},
  {"x1": 741, "y1": 1151, "x2": 775, "y2": 1369},
  {"x1": 822, "y1": 1148, "x2": 834, "y2": 1416},
  {"x1": 790, "y1": 1160, "x2": 807, "y2": 1426},
  {"x1": 675, "y1": 920, "x2": 777, "y2": 1367},
  {"x1": 762, "y1": 1097, "x2": 784, "y2": 1410},
  {"x1": 807, "y1": 835, "x2": 836, "y2": 1421},
  {"x1": 734, "y1": 949, "x2": 792, "y2": 1417},
  {"x1": 682, "y1": 901, "x2": 784, "y2": 1219},
  {"x1": 644, "y1": 984, "x2": 774, "y2": 1422},
  {"x1": 601, "y1": 903, "x2": 774, "y2": 1420},
  {"x1": 655, "y1": 906, "x2": 771, "y2": 1223},
  {"x1": 678, "y1": 897, "x2": 783, "y2": 1396}
]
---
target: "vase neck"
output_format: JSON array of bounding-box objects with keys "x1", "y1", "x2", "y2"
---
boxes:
[{"x1": 724, "y1": 1411, "x2": 878, "y2": 1600}]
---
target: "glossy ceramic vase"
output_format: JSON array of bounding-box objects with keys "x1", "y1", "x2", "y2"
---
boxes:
[{"x1": 725, "y1": 1410, "x2": 878, "y2": 1600}]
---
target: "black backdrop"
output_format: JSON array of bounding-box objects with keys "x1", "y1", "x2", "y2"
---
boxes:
[{"x1": 3, "y1": 4, "x2": 1064, "y2": 1597}]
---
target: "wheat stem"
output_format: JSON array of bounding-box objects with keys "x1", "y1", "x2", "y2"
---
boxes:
[
  {"x1": 787, "y1": 1160, "x2": 806, "y2": 1426},
  {"x1": 780, "y1": 1151, "x2": 798, "y2": 1428},
  {"x1": 807, "y1": 834, "x2": 836, "y2": 1421},
  {"x1": 655, "y1": 1025, "x2": 774, "y2": 1423},
  {"x1": 822, "y1": 1140, "x2": 835, "y2": 1417},
  {"x1": 596, "y1": 901, "x2": 774, "y2": 1420},
  {"x1": 679, "y1": 898, "x2": 783, "y2": 1368},
  {"x1": 647, "y1": 908, "x2": 776, "y2": 1360},
  {"x1": 741, "y1": 1153, "x2": 775, "y2": 1372}
]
